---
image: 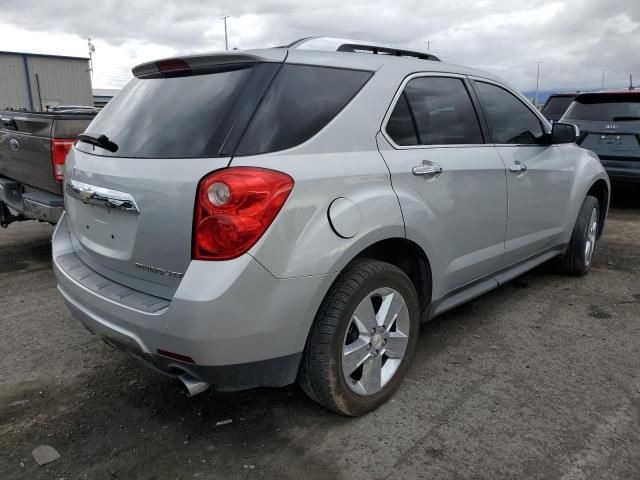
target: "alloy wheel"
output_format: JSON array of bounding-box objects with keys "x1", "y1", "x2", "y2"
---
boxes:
[
  {"x1": 584, "y1": 208, "x2": 598, "y2": 266},
  {"x1": 341, "y1": 287, "x2": 410, "y2": 395}
]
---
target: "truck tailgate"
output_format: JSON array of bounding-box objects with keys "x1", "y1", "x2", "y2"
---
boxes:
[{"x1": 0, "y1": 112, "x2": 94, "y2": 194}]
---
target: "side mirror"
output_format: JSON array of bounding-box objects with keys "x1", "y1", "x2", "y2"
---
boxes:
[{"x1": 551, "y1": 122, "x2": 579, "y2": 144}]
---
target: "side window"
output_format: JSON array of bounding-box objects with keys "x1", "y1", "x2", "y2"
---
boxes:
[
  {"x1": 386, "y1": 93, "x2": 418, "y2": 146},
  {"x1": 475, "y1": 82, "x2": 545, "y2": 145},
  {"x1": 235, "y1": 64, "x2": 372, "y2": 155},
  {"x1": 386, "y1": 76, "x2": 484, "y2": 146}
]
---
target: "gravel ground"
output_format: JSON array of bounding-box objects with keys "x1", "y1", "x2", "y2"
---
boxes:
[{"x1": 1, "y1": 184, "x2": 639, "y2": 480}]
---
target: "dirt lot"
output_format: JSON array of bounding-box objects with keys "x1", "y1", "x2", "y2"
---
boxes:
[{"x1": 1, "y1": 185, "x2": 639, "y2": 480}]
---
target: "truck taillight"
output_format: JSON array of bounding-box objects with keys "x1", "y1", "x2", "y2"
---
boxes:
[
  {"x1": 51, "y1": 139, "x2": 75, "y2": 183},
  {"x1": 193, "y1": 167, "x2": 294, "y2": 261}
]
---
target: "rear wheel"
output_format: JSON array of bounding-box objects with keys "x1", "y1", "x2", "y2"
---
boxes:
[
  {"x1": 299, "y1": 259, "x2": 420, "y2": 416},
  {"x1": 559, "y1": 195, "x2": 600, "y2": 276}
]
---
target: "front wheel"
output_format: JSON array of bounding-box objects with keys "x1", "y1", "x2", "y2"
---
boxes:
[
  {"x1": 559, "y1": 195, "x2": 600, "y2": 276},
  {"x1": 298, "y1": 259, "x2": 420, "y2": 416}
]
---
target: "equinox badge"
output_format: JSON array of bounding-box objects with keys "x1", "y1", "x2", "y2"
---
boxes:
[{"x1": 135, "y1": 263, "x2": 184, "y2": 279}]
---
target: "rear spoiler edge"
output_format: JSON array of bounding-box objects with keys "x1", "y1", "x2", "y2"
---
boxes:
[{"x1": 132, "y1": 52, "x2": 281, "y2": 79}]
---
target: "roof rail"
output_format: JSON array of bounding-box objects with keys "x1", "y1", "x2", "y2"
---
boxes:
[{"x1": 286, "y1": 37, "x2": 440, "y2": 61}]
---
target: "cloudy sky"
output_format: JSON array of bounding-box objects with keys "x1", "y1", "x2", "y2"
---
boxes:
[{"x1": 1, "y1": 0, "x2": 638, "y2": 92}]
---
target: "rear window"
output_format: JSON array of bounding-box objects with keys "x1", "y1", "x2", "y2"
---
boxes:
[
  {"x1": 564, "y1": 93, "x2": 640, "y2": 121},
  {"x1": 79, "y1": 63, "x2": 372, "y2": 158},
  {"x1": 78, "y1": 64, "x2": 257, "y2": 158},
  {"x1": 235, "y1": 65, "x2": 372, "y2": 155},
  {"x1": 542, "y1": 96, "x2": 574, "y2": 115}
]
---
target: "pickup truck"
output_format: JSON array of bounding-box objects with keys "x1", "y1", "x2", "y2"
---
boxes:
[{"x1": 0, "y1": 109, "x2": 96, "y2": 227}]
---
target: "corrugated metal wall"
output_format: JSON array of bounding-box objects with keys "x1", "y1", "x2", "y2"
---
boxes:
[
  {"x1": 27, "y1": 56, "x2": 93, "y2": 110},
  {"x1": 0, "y1": 54, "x2": 31, "y2": 110},
  {"x1": 0, "y1": 53, "x2": 92, "y2": 111}
]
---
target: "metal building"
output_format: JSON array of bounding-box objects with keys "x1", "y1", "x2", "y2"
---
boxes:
[
  {"x1": 0, "y1": 51, "x2": 93, "y2": 111},
  {"x1": 93, "y1": 88, "x2": 119, "y2": 108}
]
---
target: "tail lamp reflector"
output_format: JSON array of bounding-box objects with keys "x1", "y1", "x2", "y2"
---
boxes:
[{"x1": 193, "y1": 167, "x2": 294, "y2": 261}]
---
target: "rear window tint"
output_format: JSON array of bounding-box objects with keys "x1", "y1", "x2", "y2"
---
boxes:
[
  {"x1": 235, "y1": 64, "x2": 372, "y2": 155},
  {"x1": 542, "y1": 96, "x2": 575, "y2": 115},
  {"x1": 564, "y1": 93, "x2": 640, "y2": 121},
  {"x1": 77, "y1": 64, "x2": 256, "y2": 158}
]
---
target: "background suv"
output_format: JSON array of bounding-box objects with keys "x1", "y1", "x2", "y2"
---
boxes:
[
  {"x1": 562, "y1": 90, "x2": 640, "y2": 183},
  {"x1": 53, "y1": 38, "x2": 609, "y2": 416}
]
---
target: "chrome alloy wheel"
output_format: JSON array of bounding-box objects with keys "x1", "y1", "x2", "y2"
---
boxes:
[
  {"x1": 585, "y1": 208, "x2": 598, "y2": 266},
  {"x1": 341, "y1": 287, "x2": 410, "y2": 395}
]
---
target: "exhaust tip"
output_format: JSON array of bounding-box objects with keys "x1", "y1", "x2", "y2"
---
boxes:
[{"x1": 178, "y1": 374, "x2": 210, "y2": 397}]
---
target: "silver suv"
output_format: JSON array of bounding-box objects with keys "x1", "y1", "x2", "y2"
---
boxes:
[{"x1": 53, "y1": 38, "x2": 609, "y2": 416}]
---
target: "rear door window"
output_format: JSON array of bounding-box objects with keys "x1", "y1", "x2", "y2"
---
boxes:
[
  {"x1": 235, "y1": 64, "x2": 372, "y2": 155},
  {"x1": 564, "y1": 93, "x2": 640, "y2": 121},
  {"x1": 386, "y1": 76, "x2": 484, "y2": 146},
  {"x1": 475, "y1": 81, "x2": 545, "y2": 145},
  {"x1": 78, "y1": 64, "x2": 259, "y2": 158}
]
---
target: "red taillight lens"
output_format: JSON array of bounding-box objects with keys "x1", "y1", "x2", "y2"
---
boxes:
[
  {"x1": 193, "y1": 167, "x2": 294, "y2": 260},
  {"x1": 51, "y1": 138, "x2": 75, "y2": 183}
]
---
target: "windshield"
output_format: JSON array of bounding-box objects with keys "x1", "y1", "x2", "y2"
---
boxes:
[
  {"x1": 77, "y1": 64, "x2": 256, "y2": 158},
  {"x1": 542, "y1": 96, "x2": 574, "y2": 115},
  {"x1": 564, "y1": 92, "x2": 640, "y2": 121}
]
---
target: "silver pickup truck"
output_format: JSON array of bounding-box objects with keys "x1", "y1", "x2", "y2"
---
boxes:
[{"x1": 0, "y1": 108, "x2": 96, "y2": 227}]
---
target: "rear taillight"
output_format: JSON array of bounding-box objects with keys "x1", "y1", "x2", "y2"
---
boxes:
[
  {"x1": 193, "y1": 167, "x2": 294, "y2": 261},
  {"x1": 51, "y1": 138, "x2": 75, "y2": 183}
]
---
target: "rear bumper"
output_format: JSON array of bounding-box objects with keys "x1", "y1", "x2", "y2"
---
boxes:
[
  {"x1": 0, "y1": 177, "x2": 63, "y2": 224},
  {"x1": 599, "y1": 158, "x2": 640, "y2": 183},
  {"x1": 52, "y1": 213, "x2": 334, "y2": 390}
]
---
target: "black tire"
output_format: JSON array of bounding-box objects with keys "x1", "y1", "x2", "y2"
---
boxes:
[
  {"x1": 298, "y1": 259, "x2": 420, "y2": 416},
  {"x1": 559, "y1": 195, "x2": 600, "y2": 276}
]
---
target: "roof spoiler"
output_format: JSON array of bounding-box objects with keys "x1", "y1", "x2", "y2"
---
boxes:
[{"x1": 132, "y1": 52, "x2": 270, "y2": 79}]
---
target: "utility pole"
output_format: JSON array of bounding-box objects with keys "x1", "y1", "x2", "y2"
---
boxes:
[
  {"x1": 222, "y1": 16, "x2": 230, "y2": 51},
  {"x1": 534, "y1": 62, "x2": 543, "y2": 108},
  {"x1": 424, "y1": 40, "x2": 433, "y2": 51},
  {"x1": 601, "y1": 68, "x2": 605, "y2": 89},
  {"x1": 87, "y1": 37, "x2": 95, "y2": 77}
]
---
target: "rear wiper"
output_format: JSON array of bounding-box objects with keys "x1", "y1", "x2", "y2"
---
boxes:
[
  {"x1": 612, "y1": 116, "x2": 640, "y2": 121},
  {"x1": 77, "y1": 133, "x2": 118, "y2": 152}
]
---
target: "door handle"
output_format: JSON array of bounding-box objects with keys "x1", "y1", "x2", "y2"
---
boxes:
[
  {"x1": 412, "y1": 162, "x2": 443, "y2": 176},
  {"x1": 509, "y1": 164, "x2": 527, "y2": 173}
]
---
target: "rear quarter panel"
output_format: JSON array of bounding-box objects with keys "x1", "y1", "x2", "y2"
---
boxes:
[
  {"x1": 231, "y1": 61, "x2": 410, "y2": 279},
  {"x1": 235, "y1": 150, "x2": 405, "y2": 279}
]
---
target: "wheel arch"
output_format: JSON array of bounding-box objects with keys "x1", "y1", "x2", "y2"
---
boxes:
[
  {"x1": 352, "y1": 238, "x2": 432, "y2": 318},
  {"x1": 316, "y1": 236, "x2": 433, "y2": 322}
]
